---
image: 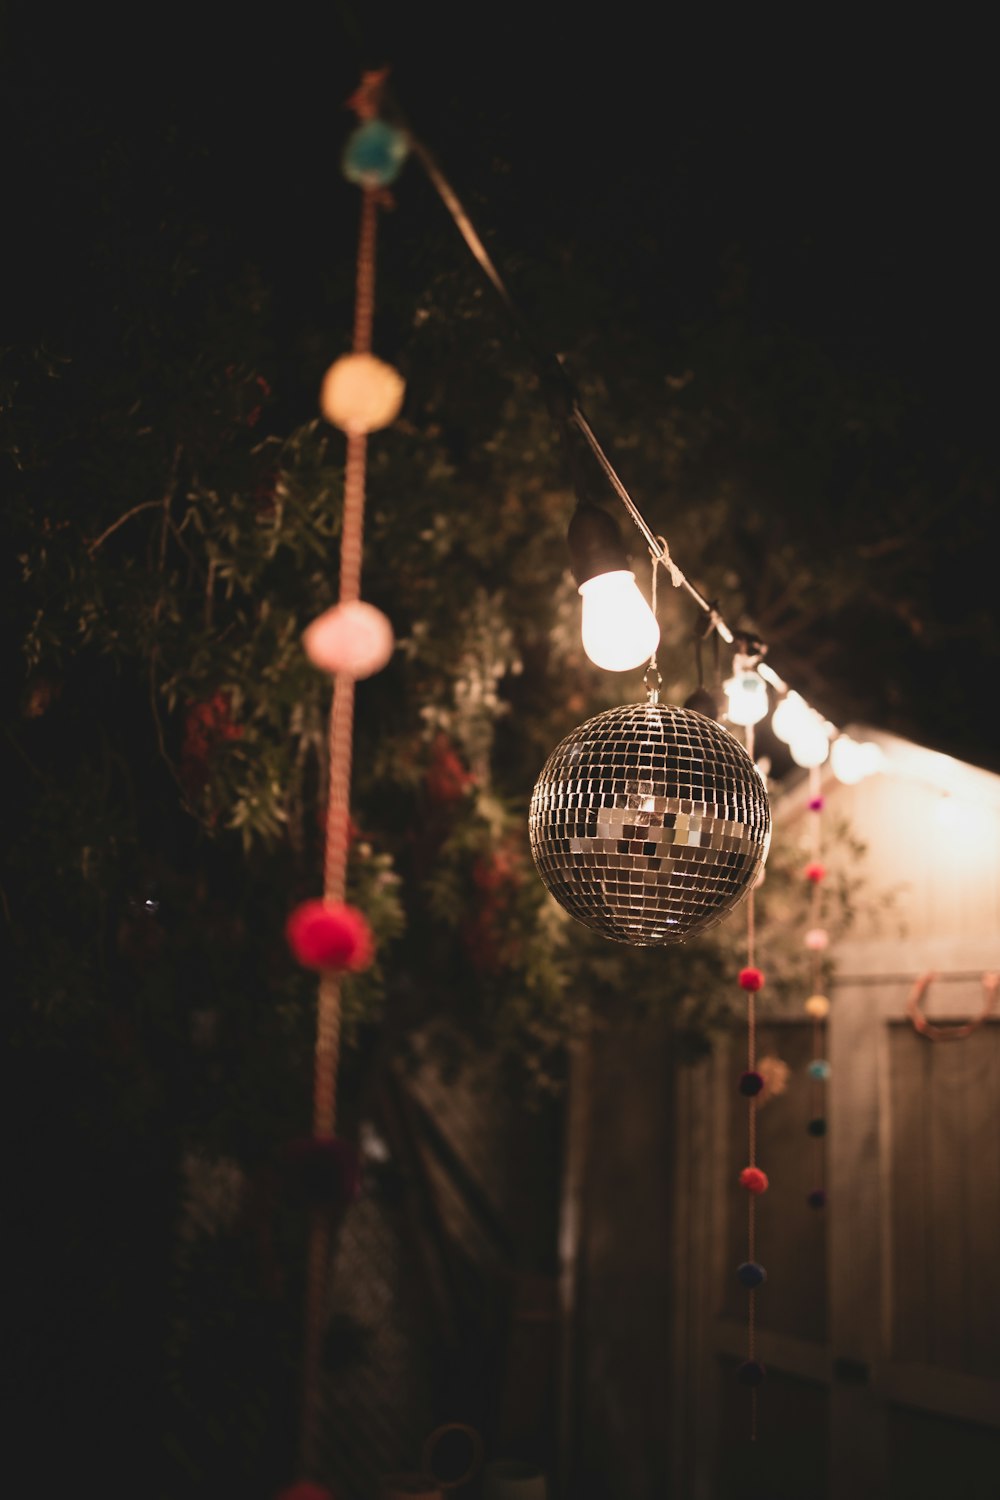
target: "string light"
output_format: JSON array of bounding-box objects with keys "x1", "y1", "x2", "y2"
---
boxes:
[
  {"x1": 724, "y1": 656, "x2": 770, "y2": 727},
  {"x1": 579, "y1": 571, "x2": 660, "y2": 672},
  {"x1": 567, "y1": 501, "x2": 660, "y2": 671},
  {"x1": 389, "y1": 79, "x2": 890, "y2": 785},
  {"x1": 831, "y1": 733, "x2": 884, "y2": 784}
]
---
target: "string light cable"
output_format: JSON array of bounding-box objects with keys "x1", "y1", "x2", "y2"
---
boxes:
[{"x1": 379, "y1": 79, "x2": 880, "y2": 770}]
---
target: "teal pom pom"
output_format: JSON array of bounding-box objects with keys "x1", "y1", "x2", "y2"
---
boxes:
[
  {"x1": 807, "y1": 1059, "x2": 831, "y2": 1081},
  {"x1": 342, "y1": 121, "x2": 409, "y2": 187}
]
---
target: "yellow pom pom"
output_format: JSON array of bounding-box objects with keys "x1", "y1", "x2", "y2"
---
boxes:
[
  {"x1": 805, "y1": 994, "x2": 830, "y2": 1018},
  {"x1": 319, "y1": 353, "x2": 405, "y2": 434}
]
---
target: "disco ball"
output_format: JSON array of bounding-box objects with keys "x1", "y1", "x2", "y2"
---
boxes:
[{"x1": 529, "y1": 701, "x2": 770, "y2": 946}]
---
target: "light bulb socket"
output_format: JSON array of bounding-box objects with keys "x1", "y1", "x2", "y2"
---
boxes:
[{"x1": 567, "y1": 502, "x2": 630, "y2": 587}]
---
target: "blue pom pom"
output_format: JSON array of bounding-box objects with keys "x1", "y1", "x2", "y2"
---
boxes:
[
  {"x1": 807, "y1": 1187, "x2": 827, "y2": 1209},
  {"x1": 738, "y1": 1359, "x2": 766, "y2": 1386},
  {"x1": 807, "y1": 1059, "x2": 831, "y2": 1081},
  {"x1": 739, "y1": 1070, "x2": 764, "y2": 1097},
  {"x1": 737, "y1": 1261, "x2": 767, "y2": 1288},
  {"x1": 342, "y1": 121, "x2": 409, "y2": 187},
  {"x1": 807, "y1": 1117, "x2": 827, "y2": 1137}
]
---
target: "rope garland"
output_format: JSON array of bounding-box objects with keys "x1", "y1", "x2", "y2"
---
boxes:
[{"x1": 299, "y1": 184, "x2": 381, "y2": 1480}]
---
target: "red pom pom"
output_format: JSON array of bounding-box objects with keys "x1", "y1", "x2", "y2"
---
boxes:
[
  {"x1": 285, "y1": 900, "x2": 374, "y2": 972},
  {"x1": 804, "y1": 862, "x2": 827, "y2": 883},
  {"x1": 739, "y1": 1166, "x2": 769, "y2": 1194},
  {"x1": 738, "y1": 966, "x2": 765, "y2": 992}
]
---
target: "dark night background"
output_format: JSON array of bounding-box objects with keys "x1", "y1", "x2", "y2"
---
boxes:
[
  {"x1": 3, "y1": 5, "x2": 998, "y2": 1497},
  {"x1": 5, "y1": 6, "x2": 997, "y2": 772}
]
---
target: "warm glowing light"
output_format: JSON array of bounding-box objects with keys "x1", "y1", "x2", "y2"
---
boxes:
[
  {"x1": 771, "y1": 690, "x2": 811, "y2": 744},
  {"x1": 578, "y1": 570, "x2": 660, "y2": 672},
  {"x1": 831, "y1": 734, "x2": 884, "y2": 784},
  {"x1": 789, "y1": 714, "x2": 830, "y2": 768},
  {"x1": 724, "y1": 670, "x2": 768, "y2": 727}
]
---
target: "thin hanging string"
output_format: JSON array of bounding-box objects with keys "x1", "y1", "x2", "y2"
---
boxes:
[
  {"x1": 300, "y1": 184, "x2": 380, "y2": 1479},
  {"x1": 648, "y1": 539, "x2": 684, "y2": 670},
  {"x1": 744, "y1": 721, "x2": 758, "y2": 1441},
  {"x1": 808, "y1": 764, "x2": 824, "y2": 1190},
  {"x1": 389, "y1": 101, "x2": 749, "y2": 643}
]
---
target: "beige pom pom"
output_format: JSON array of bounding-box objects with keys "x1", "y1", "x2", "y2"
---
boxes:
[
  {"x1": 805, "y1": 994, "x2": 830, "y2": 1019},
  {"x1": 302, "y1": 600, "x2": 394, "y2": 679},
  {"x1": 319, "y1": 353, "x2": 405, "y2": 434}
]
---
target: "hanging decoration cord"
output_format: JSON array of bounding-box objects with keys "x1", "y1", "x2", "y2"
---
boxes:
[
  {"x1": 906, "y1": 971, "x2": 1000, "y2": 1041},
  {"x1": 744, "y1": 720, "x2": 760, "y2": 1440},
  {"x1": 299, "y1": 184, "x2": 380, "y2": 1479},
  {"x1": 805, "y1": 766, "x2": 828, "y2": 1205}
]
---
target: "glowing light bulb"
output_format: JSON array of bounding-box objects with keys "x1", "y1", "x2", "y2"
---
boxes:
[
  {"x1": 789, "y1": 715, "x2": 830, "y2": 768},
  {"x1": 831, "y1": 735, "x2": 884, "y2": 784},
  {"x1": 771, "y1": 690, "x2": 811, "y2": 744},
  {"x1": 578, "y1": 570, "x2": 660, "y2": 672},
  {"x1": 724, "y1": 669, "x2": 768, "y2": 727}
]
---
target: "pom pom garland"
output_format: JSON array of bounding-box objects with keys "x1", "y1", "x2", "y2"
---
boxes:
[
  {"x1": 739, "y1": 966, "x2": 765, "y2": 992},
  {"x1": 807, "y1": 1188, "x2": 828, "y2": 1209},
  {"x1": 738, "y1": 1360, "x2": 767, "y2": 1387},
  {"x1": 805, "y1": 927, "x2": 829, "y2": 951},
  {"x1": 320, "y1": 353, "x2": 405, "y2": 434},
  {"x1": 737, "y1": 1261, "x2": 767, "y2": 1288},
  {"x1": 804, "y1": 861, "x2": 827, "y2": 883},
  {"x1": 738, "y1": 1070, "x2": 764, "y2": 1097},
  {"x1": 807, "y1": 1059, "x2": 831, "y2": 1081},
  {"x1": 805, "y1": 994, "x2": 830, "y2": 1018},
  {"x1": 739, "y1": 1166, "x2": 769, "y2": 1195},
  {"x1": 303, "y1": 600, "x2": 394, "y2": 678},
  {"x1": 286, "y1": 900, "x2": 375, "y2": 972}
]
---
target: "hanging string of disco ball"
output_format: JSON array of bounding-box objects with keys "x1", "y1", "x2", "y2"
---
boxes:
[{"x1": 528, "y1": 510, "x2": 771, "y2": 945}]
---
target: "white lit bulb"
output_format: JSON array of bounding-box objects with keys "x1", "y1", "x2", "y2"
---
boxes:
[
  {"x1": 831, "y1": 734, "x2": 884, "y2": 784},
  {"x1": 789, "y1": 715, "x2": 831, "y2": 768},
  {"x1": 579, "y1": 570, "x2": 660, "y2": 672},
  {"x1": 724, "y1": 670, "x2": 768, "y2": 726},
  {"x1": 771, "y1": 690, "x2": 811, "y2": 744}
]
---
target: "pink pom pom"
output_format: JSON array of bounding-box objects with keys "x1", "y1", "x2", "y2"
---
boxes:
[
  {"x1": 804, "y1": 862, "x2": 827, "y2": 883},
  {"x1": 805, "y1": 927, "x2": 829, "y2": 951},
  {"x1": 285, "y1": 900, "x2": 374, "y2": 972},
  {"x1": 808, "y1": 795, "x2": 825, "y2": 812},
  {"x1": 302, "y1": 600, "x2": 394, "y2": 679},
  {"x1": 739, "y1": 966, "x2": 765, "y2": 992},
  {"x1": 739, "y1": 1166, "x2": 769, "y2": 1194}
]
